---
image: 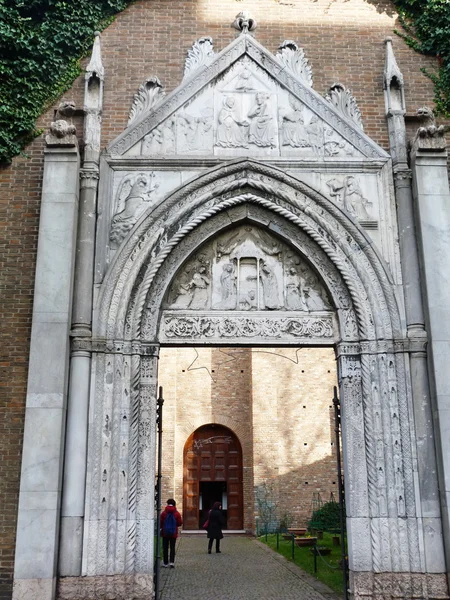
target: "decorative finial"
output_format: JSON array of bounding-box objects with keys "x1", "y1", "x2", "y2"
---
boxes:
[
  {"x1": 232, "y1": 11, "x2": 256, "y2": 34},
  {"x1": 86, "y1": 31, "x2": 104, "y2": 81},
  {"x1": 325, "y1": 83, "x2": 364, "y2": 130},
  {"x1": 384, "y1": 37, "x2": 404, "y2": 90},
  {"x1": 128, "y1": 77, "x2": 165, "y2": 126},
  {"x1": 184, "y1": 37, "x2": 215, "y2": 79},
  {"x1": 276, "y1": 41, "x2": 313, "y2": 88}
]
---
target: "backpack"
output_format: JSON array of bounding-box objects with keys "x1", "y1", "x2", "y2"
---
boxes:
[{"x1": 163, "y1": 511, "x2": 177, "y2": 536}]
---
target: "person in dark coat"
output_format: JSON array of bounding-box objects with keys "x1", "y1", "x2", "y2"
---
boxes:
[
  {"x1": 160, "y1": 498, "x2": 183, "y2": 567},
  {"x1": 206, "y1": 501, "x2": 225, "y2": 554}
]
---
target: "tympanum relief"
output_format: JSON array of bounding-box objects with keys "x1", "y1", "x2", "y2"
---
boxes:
[{"x1": 164, "y1": 226, "x2": 332, "y2": 313}]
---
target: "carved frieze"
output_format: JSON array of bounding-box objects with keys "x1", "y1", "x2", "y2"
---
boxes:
[
  {"x1": 178, "y1": 103, "x2": 214, "y2": 152},
  {"x1": 161, "y1": 313, "x2": 334, "y2": 342},
  {"x1": 141, "y1": 118, "x2": 175, "y2": 155}
]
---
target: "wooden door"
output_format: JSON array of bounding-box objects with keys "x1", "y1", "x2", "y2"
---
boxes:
[{"x1": 183, "y1": 425, "x2": 243, "y2": 529}]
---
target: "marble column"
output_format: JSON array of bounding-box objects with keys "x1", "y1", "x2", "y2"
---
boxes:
[
  {"x1": 384, "y1": 37, "x2": 444, "y2": 575},
  {"x1": 12, "y1": 126, "x2": 80, "y2": 600},
  {"x1": 59, "y1": 32, "x2": 104, "y2": 576},
  {"x1": 411, "y1": 129, "x2": 450, "y2": 578}
]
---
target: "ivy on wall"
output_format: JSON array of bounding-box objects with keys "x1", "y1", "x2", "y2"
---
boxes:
[
  {"x1": 0, "y1": 0, "x2": 133, "y2": 163},
  {"x1": 394, "y1": 0, "x2": 450, "y2": 117},
  {"x1": 0, "y1": 0, "x2": 448, "y2": 164}
]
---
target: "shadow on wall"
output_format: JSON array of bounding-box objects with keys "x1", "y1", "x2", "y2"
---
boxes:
[{"x1": 254, "y1": 450, "x2": 341, "y2": 533}]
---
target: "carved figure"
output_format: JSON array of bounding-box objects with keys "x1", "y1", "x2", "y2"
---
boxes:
[
  {"x1": 142, "y1": 128, "x2": 162, "y2": 154},
  {"x1": 240, "y1": 290, "x2": 257, "y2": 311},
  {"x1": 214, "y1": 263, "x2": 237, "y2": 310},
  {"x1": 45, "y1": 116, "x2": 77, "y2": 146},
  {"x1": 326, "y1": 178, "x2": 344, "y2": 204},
  {"x1": 279, "y1": 98, "x2": 310, "y2": 148},
  {"x1": 248, "y1": 93, "x2": 275, "y2": 147},
  {"x1": 306, "y1": 115, "x2": 322, "y2": 154},
  {"x1": 260, "y1": 261, "x2": 279, "y2": 309},
  {"x1": 303, "y1": 272, "x2": 331, "y2": 311},
  {"x1": 110, "y1": 173, "x2": 158, "y2": 245},
  {"x1": 324, "y1": 127, "x2": 355, "y2": 157},
  {"x1": 234, "y1": 68, "x2": 257, "y2": 92},
  {"x1": 285, "y1": 267, "x2": 308, "y2": 311},
  {"x1": 187, "y1": 266, "x2": 210, "y2": 309},
  {"x1": 216, "y1": 96, "x2": 249, "y2": 148},
  {"x1": 343, "y1": 176, "x2": 372, "y2": 219},
  {"x1": 178, "y1": 107, "x2": 213, "y2": 152}
]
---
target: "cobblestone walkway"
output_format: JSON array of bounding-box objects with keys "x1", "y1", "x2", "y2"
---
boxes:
[{"x1": 158, "y1": 535, "x2": 341, "y2": 600}]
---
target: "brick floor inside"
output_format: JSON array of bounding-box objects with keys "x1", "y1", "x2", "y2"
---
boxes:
[{"x1": 158, "y1": 535, "x2": 342, "y2": 600}]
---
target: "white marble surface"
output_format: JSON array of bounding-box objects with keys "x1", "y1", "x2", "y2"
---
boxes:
[
  {"x1": 13, "y1": 147, "x2": 80, "y2": 600},
  {"x1": 413, "y1": 147, "x2": 450, "y2": 579},
  {"x1": 347, "y1": 517, "x2": 372, "y2": 571}
]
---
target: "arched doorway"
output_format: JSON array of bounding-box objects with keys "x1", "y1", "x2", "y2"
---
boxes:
[{"x1": 183, "y1": 424, "x2": 243, "y2": 530}]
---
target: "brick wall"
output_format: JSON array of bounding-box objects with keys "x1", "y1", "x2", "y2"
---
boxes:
[
  {"x1": 158, "y1": 347, "x2": 338, "y2": 530},
  {"x1": 0, "y1": 0, "x2": 444, "y2": 595}
]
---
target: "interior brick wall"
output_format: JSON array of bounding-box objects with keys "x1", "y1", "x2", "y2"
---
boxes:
[
  {"x1": 158, "y1": 346, "x2": 338, "y2": 531},
  {"x1": 0, "y1": 0, "x2": 445, "y2": 595}
]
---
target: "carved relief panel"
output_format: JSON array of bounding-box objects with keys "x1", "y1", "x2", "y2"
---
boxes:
[
  {"x1": 164, "y1": 225, "x2": 332, "y2": 313},
  {"x1": 129, "y1": 54, "x2": 365, "y2": 159}
]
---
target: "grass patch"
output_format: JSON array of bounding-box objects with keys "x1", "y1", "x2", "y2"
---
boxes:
[{"x1": 258, "y1": 532, "x2": 345, "y2": 595}]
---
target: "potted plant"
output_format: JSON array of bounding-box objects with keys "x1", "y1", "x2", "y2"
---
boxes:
[{"x1": 295, "y1": 535, "x2": 317, "y2": 547}]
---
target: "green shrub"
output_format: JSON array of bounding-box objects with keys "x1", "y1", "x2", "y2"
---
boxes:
[{"x1": 308, "y1": 501, "x2": 341, "y2": 533}]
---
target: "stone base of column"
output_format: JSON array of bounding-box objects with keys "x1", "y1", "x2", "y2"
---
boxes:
[
  {"x1": 57, "y1": 574, "x2": 153, "y2": 599},
  {"x1": 350, "y1": 572, "x2": 449, "y2": 599}
]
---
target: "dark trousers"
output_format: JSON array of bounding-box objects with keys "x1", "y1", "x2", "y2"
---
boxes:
[
  {"x1": 208, "y1": 537, "x2": 221, "y2": 552},
  {"x1": 162, "y1": 537, "x2": 176, "y2": 564}
]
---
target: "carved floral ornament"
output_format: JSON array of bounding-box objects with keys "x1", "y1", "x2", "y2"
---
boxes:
[{"x1": 325, "y1": 83, "x2": 363, "y2": 130}]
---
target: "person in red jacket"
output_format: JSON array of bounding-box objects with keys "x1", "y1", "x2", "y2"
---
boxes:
[{"x1": 160, "y1": 498, "x2": 183, "y2": 568}]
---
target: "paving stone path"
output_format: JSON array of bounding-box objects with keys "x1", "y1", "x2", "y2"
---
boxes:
[{"x1": 158, "y1": 535, "x2": 342, "y2": 600}]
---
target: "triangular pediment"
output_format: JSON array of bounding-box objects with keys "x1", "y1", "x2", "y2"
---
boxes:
[{"x1": 108, "y1": 34, "x2": 388, "y2": 159}]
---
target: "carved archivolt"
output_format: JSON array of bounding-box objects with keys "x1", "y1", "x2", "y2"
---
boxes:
[{"x1": 96, "y1": 160, "x2": 398, "y2": 343}]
